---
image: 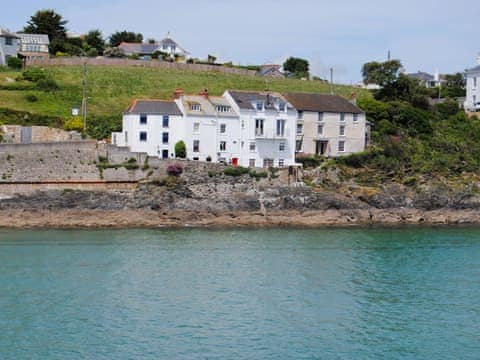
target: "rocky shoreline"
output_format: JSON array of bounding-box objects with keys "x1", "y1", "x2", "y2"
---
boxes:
[{"x1": 1, "y1": 208, "x2": 480, "y2": 229}]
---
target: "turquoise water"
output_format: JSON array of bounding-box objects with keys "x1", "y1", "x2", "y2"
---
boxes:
[{"x1": 0, "y1": 228, "x2": 479, "y2": 359}]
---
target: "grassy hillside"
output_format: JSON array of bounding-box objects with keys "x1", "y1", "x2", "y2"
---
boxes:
[{"x1": 0, "y1": 66, "x2": 370, "y2": 120}]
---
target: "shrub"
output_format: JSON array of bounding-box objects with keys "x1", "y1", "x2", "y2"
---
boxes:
[
  {"x1": 36, "y1": 78, "x2": 59, "y2": 92},
  {"x1": 64, "y1": 117, "x2": 84, "y2": 131},
  {"x1": 249, "y1": 170, "x2": 268, "y2": 179},
  {"x1": 175, "y1": 140, "x2": 186, "y2": 158},
  {"x1": 166, "y1": 164, "x2": 183, "y2": 177},
  {"x1": 224, "y1": 166, "x2": 249, "y2": 176},
  {"x1": 296, "y1": 154, "x2": 323, "y2": 168},
  {"x1": 7, "y1": 57, "x2": 22, "y2": 70},
  {"x1": 22, "y1": 67, "x2": 47, "y2": 82},
  {"x1": 25, "y1": 94, "x2": 38, "y2": 102}
]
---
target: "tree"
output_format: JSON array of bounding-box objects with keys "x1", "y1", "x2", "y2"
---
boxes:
[
  {"x1": 23, "y1": 9, "x2": 68, "y2": 54},
  {"x1": 103, "y1": 47, "x2": 125, "y2": 58},
  {"x1": 175, "y1": 141, "x2": 186, "y2": 158},
  {"x1": 109, "y1": 31, "x2": 143, "y2": 47},
  {"x1": 84, "y1": 29, "x2": 105, "y2": 55},
  {"x1": 442, "y1": 73, "x2": 466, "y2": 98},
  {"x1": 7, "y1": 57, "x2": 23, "y2": 69},
  {"x1": 283, "y1": 57, "x2": 310, "y2": 79},
  {"x1": 361, "y1": 60, "x2": 402, "y2": 87}
]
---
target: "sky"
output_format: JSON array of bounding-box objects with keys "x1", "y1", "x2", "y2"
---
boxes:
[{"x1": 4, "y1": 0, "x2": 479, "y2": 83}]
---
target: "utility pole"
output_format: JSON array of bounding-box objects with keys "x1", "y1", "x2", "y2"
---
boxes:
[
  {"x1": 330, "y1": 68, "x2": 334, "y2": 95},
  {"x1": 388, "y1": 50, "x2": 391, "y2": 61},
  {"x1": 81, "y1": 62, "x2": 87, "y2": 132}
]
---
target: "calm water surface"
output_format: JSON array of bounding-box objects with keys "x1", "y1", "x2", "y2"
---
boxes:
[{"x1": 0, "y1": 227, "x2": 479, "y2": 359}]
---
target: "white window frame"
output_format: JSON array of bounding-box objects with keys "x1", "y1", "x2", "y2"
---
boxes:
[
  {"x1": 220, "y1": 124, "x2": 226, "y2": 133},
  {"x1": 219, "y1": 141, "x2": 227, "y2": 151},
  {"x1": 193, "y1": 122, "x2": 200, "y2": 133},
  {"x1": 249, "y1": 142, "x2": 256, "y2": 152},
  {"x1": 338, "y1": 140, "x2": 345, "y2": 152},
  {"x1": 339, "y1": 125, "x2": 346, "y2": 136},
  {"x1": 279, "y1": 142, "x2": 285, "y2": 152},
  {"x1": 317, "y1": 123, "x2": 324, "y2": 136}
]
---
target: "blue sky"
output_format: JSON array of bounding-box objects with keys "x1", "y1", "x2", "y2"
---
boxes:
[{"x1": 4, "y1": 0, "x2": 479, "y2": 83}]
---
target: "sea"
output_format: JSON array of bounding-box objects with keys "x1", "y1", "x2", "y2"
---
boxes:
[{"x1": 0, "y1": 227, "x2": 479, "y2": 359}]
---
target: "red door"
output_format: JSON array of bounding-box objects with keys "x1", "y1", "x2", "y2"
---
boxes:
[{"x1": 232, "y1": 158, "x2": 239, "y2": 166}]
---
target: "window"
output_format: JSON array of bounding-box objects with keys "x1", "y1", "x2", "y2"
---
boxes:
[
  {"x1": 263, "y1": 158, "x2": 274, "y2": 168},
  {"x1": 338, "y1": 140, "x2": 345, "y2": 152},
  {"x1": 318, "y1": 112, "x2": 324, "y2": 121},
  {"x1": 317, "y1": 124, "x2": 324, "y2": 135},
  {"x1": 193, "y1": 140, "x2": 200, "y2": 152},
  {"x1": 249, "y1": 159, "x2": 256, "y2": 168},
  {"x1": 163, "y1": 115, "x2": 169, "y2": 128},
  {"x1": 278, "y1": 102, "x2": 286, "y2": 111},
  {"x1": 340, "y1": 113, "x2": 346, "y2": 122},
  {"x1": 125, "y1": 131, "x2": 128, "y2": 144},
  {"x1": 276, "y1": 119, "x2": 286, "y2": 137},
  {"x1": 278, "y1": 159, "x2": 285, "y2": 167},
  {"x1": 241, "y1": 120, "x2": 245, "y2": 129},
  {"x1": 190, "y1": 103, "x2": 201, "y2": 111},
  {"x1": 162, "y1": 132, "x2": 169, "y2": 144},
  {"x1": 113, "y1": 134, "x2": 117, "y2": 145},
  {"x1": 193, "y1": 122, "x2": 200, "y2": 133},
  {"x1": 140, "y1": 114, "x2": 147, "y2": 124},
  {"x1": 279, "y1": 142, "x2": 285, "y2": 151},
  {"x1": 255, "y1": 119, "x2": 264, "y2": 136},
  {"x1": 220, "y1": 124, "x2": 226, "y2": 133},
  {"x1": 162, "y1": 149, "x2": 169, "y2": 159},
  {"x1": 256, "y1": 102, "x2": 264, "y2": 111},
  {"x1": 297, "y1": 123, "x2": 303, "y2": 135},
  {"x1": 296, "y1": 140, "x2": 302, "y2": 152},
  {"x1": 353, "y1": 114, "x2": 358, "y2": 122},
  {"x1": 474, "y1": 77, "x2": 478, "y2": 88},
  {"x1": 339, "y1": 125, "x2": 346, "y2": 136},
  {"x1": 298, "y1": 111, "x2": 304, "y2": 119},
  {"x1": 249, "y1": 142, "x2": 256, "y2": 152},
  {"x1": 5, "y1": 37, "x2": 12, "y2": 46},
  {"x1": 220, "y1": 141, "x2": 226, "y2": 151},
  {"x1": 216, "y1": 105, "x2": 230, "y2": 113},
  {"x1": 139, "y1": 131, "x2": 147, "y2": 142}
]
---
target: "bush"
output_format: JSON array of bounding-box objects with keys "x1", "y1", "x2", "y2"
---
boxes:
[
  {"x1": 22, "y1": 67, "x2": 47, "y2": 82},
  {"x1": 166, "y1": 164, "x2": 183, "y2": 177},
  {"x1": 64, "y1": 117, "x2": 84, "y2": 131},
  {"x1": 224, "y1": 166, "x2": 249, "y2": 176},
  {"x1": 337, "y1": 149, "x2": 379, "y2": 168},
  {"x1": 87, "y1": 48, "x2": 99, "y2": 57},
  {"x1": 36, "y1": 78, "x2": 59, "y2": 92},
  {"x1": 7, "y1": 57, "x2": 22, "y2": 70},
  {"x1": 249, "y1": 170, "x2": 268, "y2": 179},
  {"x1": 175, "y1": 140, "x2": 186, "y2": 158},
  {"x1": 25, "y1": 94, "x2": 38, "y2": 102},
  {"x1": 296, "y1": 154, "x2": 323, "y2": 168}
]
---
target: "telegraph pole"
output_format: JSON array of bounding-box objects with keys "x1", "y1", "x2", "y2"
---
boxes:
[
  {"x1": 330, "y1": 68, "x2": 334, "y2": 95},
  {"x1": 81, "y1": 63, "x2": 87, "y2": 132}
]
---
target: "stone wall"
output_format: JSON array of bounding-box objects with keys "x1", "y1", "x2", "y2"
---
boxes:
[
  {"x1": 1, "y1": 125, "x2": 81, "y2": 144},
  {"x1": 26, "y1": 57, "x2": 257, "y2": 77}
]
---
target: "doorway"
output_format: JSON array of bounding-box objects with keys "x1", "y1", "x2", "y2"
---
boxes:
[{"x1": 315, "y1": 141, "x2": 328, "y2": 156}]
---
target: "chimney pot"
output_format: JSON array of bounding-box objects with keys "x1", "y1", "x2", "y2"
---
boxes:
[{"x1": 173, "y1": 88, "x2": 184, "y2": 99}]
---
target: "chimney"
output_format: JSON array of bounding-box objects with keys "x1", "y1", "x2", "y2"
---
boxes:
[
  {"x1": 199, "y1": 88, "x2": 209, "y2": 99},
  {"x1": 349, "y1": 92, "x2": 357, "y2": 105},
  {"x1": 173, "y1": 88, "x2": 184, "y2": 99}
]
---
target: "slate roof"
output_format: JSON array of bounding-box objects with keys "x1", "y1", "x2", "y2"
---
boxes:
[
  {"x1": 466, "y1": 65, "x2": 480, "y2": 73},
  {"x1": 125, "y1": 100, "x2": 182, "y2": 115},
  {"x1": 407, "y1": 72, "x2": 434, "y2": 81},
  {"x1": 16, "y1": 33, "x2": 50, "y2": 45},
  {"x1": 118, "y1": 42, "x2": 159, "y2": 55},
  {"x1": 0, "y1": 29, "x2": 20, "y2": 38},
  {"x1": 158, "y1": 37, "x2": 189, "y2": 55},
  {"x1": 227, "y1": 90, "x2": 291, "y2": 111},
  {"x1": 283, "y1": 93, "x2": 364, "y2": 114}
]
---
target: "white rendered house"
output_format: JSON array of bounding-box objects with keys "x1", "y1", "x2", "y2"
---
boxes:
[
  {"x1": 283, "y1": 93, "x2": 367, "y2": 157},
  {"x1": 224, "y1": 90, "x2": 297, "y2": 168},
  {"x1": 0, "y1": 29, "x2": 20, "y2": 66},
  {"x1": 465, "y1": 55, "x2": 480, "y2": 112},
  {"x1": 112, "y1": 99, "x2": 184, "y2": 158}
]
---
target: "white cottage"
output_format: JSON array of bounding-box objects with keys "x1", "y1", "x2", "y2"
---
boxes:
[
  {"x1": 465, "y1": 55, "x2": 480, "y2": 112},
  {"x1": 112, "y1": 99, "x2": 184, "y2": 158}
]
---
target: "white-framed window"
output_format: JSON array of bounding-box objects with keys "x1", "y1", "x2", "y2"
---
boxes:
[
  {"x1": 298, "y1": 111, "x2": 304, "y2": 119},
  {"x1": 278, "y1": 102, "x2": 286, "y2": 111},
  {"x1": 279, "y1": 142, "x2": 285, "y2": 152},
  {"x1": 317, "y1": 123, "x2": 324, "y2": 135},
  {"x1": 125, "y1": 131, "x2": 128, "y2": 144},
  {"x1": 249, "y1": 142, "x2": 256, "y2": 152},
  {"x1": 139, "y1": 131, "x2": 147, "y2": 142},
  {"x1": 338, "y1": 140, "x2": 345, "y2": 152},
  {"x1": 278, "y1": 159, "x2": 285, "y2": 167},
  {"x1": 296, "y1": 140, "x2": 303, "y2": 152},
  {"x1": 255, "y1": 119, "x2": 264, "y2": 136},
  {"x1": 193, "y1": 140, "x2": 200, "y2": 152},
  {"x1": 353, "y1": 113, "x2": 358, "y2": 122},
  {"x1": 140, "y1": 114, "x2": 147, "y2": 124},
  {"x1": 190, "y1": 103, "x2": 201, "y2": 111},
  {"x1": 296, "y1": 123, "x2": 303, "y2": 135},
  {"x1": 163, "y1": 115, "x2": 169, "y2": 128},
  {"x1": 263, "y1": 158, "x2": 274, "y2": 168},
  {"x1": 256, "y1": 102, "x2": 264, "y2": 111},
  {"x1": 162, "y1": 132, "x2": 169, "y2": 144},
  {"x1": 249, "y1": 159, "x2": 256, "y2": 168},
  {"x1": 241, "y1": 120, "x2": 245, "y2": 129},
  {"x1": 318, "y1": 112, "x2": 324, "y2": 121},
  {"x1": 276, "y1": 119, "x2": 286, "y2": 137},
  {"x1": 193, "y1": 122, "x2": 200, "y2": 133},
  {"x1": 220, "y1": 124, "x2": 226, "y2": 133},
  {"x1": 113, "y1": 134, "x2": 117, "y2": 145},
  {"x1": 216, "y1": 105, "x2": 231, "y2": 113},
  {"x1": 474, "y1": 77, "x2": 478, "y2": 88},
  {"x1": 219, "y1": 141, "x2": 226, "y2": 151},
  {"x1": 340, "y1": 113, "x2": 346, "y2": 122},
  {"x1": 339, "y1": 125, "x2": 346, "y2": 136}
]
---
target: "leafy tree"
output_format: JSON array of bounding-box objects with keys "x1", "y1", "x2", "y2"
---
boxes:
[
  {"x1": 442, "y1": 73, "x2": 466, "y2": 98},
  {"x1": 175, "y1": 140, "x2": 186, "y2": 158},
  {"x1": 7, "y1": 57, "x2": 22, "y2": 69},
  {"x1": 103, "y1": 47, "x2": 125, "y2": 58},
  {"x1": 109, "y1": 31, "x2": 143, "y2": 47},
  {"x1": 84, "y1": 29, "x2": 105, "y2": 55},
  {"x1": 361, "y1": 60, "x2": 402, "y2": 87},
  {"x1": 23, "y1": 9, "x2": 68, "y2": 54},
  {"x1": 283, "y1": 57, "x2": 310, "y2": 79}
]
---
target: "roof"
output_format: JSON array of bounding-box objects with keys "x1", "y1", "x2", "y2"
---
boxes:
[
  {"x1": 118, "y1": 42, "x2": 158, "y2": 55},
  {"x1": 257, "y1": 65, "x2": 284, "y2": 77},
  {"x1": 16, "y1": 33, "x2": 50, "y2": 45},
  {"x1": 0, "y1": 29, "x2": 20, "y2": 38},
  {"x1": 466, "y1": 65, "x2": 480, "y2": 73},
  {"x1": 177, "y1": 95, "x2": 237, "y2": 117},
  {"x1": 283, "y1": 93, "x2": 364, "y2": 114},
  {"x1": 125, "y1": 100, "x2": 182, "y2": 115},
  {"x1": 407, "y1": 72, "x2": 434, "y2": 81},
  {"x1": 227, "y1": 90, "x2": 291, "y2": 111}
]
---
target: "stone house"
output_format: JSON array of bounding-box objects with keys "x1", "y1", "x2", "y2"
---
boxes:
[{"x1": 0, "y1": 29, "x2": 20, "y2": 66}]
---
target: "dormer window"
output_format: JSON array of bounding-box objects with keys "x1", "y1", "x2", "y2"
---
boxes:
[
  {"x1": 190, "y1": 103, "x2": 201, "y2": 111},
  {"x1": 216, "y1": 105, "x2": 231, "y2": 113},
  {"x1": 278, "y1": 102, "x2": 286, "y2": 112},
  {"x1": 256, "y1": 102, "x2": 264, "y2": 111},
  {"x1": 140, "y1": 114, "x2": 147, "y2": 124}
]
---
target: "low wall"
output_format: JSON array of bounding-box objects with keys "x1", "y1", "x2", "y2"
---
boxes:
[
  {"x1": 0, "y1": 181, "x2": 137, "y2": 196},
  {"x1": 26, "y1": 57, "x2": 257, "y2": 77}
]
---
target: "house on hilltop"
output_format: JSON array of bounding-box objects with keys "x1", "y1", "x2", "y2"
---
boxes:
[
  {"x1": 406, "y1": 71, "x2": 446, "y2": 88},
  {"x1": 118, "y1": 33, "x2": 189, "y2": 62},
  {"x1": 464, "y1": 54, "x2": 480, "y2": 112},
  {"x1": 0, "y1": 29, "x2": 20, "y2": 66},
  {"x1": 16, "y1": 33, "x2": 50, "y2": 62},
  {"x1": 257, "y1": 64, "x2": 285, "y2": 78}
]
